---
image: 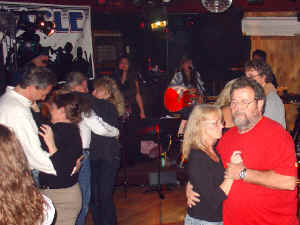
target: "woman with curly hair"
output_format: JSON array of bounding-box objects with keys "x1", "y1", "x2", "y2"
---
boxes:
[
  {"x1": 0, "y1": 124, "x2": 55, "y2": 225},
  {"x1": 93, "y1": 76, "x2": 125, "y2": 117},
  {"x1": 38, "y1": 93, "x2": 84, "y2": 225},
  {"x1": 89, "y1": 76, "x2": 124, "y2": 225}
]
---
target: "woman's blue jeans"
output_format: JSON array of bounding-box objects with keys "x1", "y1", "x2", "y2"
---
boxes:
[
  {"x1": 75, "y1": 150, "x2": 91, "y2": 225},
  {"x1": 185, "y1": 214, "x2": 223, "y2": 225}
]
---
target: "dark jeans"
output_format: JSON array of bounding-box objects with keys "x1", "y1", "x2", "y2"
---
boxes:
[
  {"x1": 75, "y1": 150, "x2": 91, "y2": 225},
  {"x1": 90, "y1": 158, "x2": 120, "y2": 225},
  {"x1": 31, "y1": 169, "x2": 40, "y2": 188}
]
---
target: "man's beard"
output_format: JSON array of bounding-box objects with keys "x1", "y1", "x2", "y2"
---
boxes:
[{"x1": 232, "y1": 111, "x2": 260, "y2": 132}]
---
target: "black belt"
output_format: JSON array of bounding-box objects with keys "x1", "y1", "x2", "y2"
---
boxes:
[
  {"x1": 40, "y1": 184, "x2": 55, "y2": 190},
  {"x1": 40, "y1": 183, "x2": 77, "y2": 190}
]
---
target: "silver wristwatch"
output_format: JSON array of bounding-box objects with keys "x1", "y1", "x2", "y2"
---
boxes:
[{"x1": 239, "y1": 168, "x2": 247, "y2": 180}]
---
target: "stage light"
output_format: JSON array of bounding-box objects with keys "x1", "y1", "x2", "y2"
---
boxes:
[
  {"x1": 140, "y1": 21, "x2": 145, "y2": 29},
  {"x1": 34, "y1": 13, "x2": 56, "y2": 36},
  {"x1": 151, "y1": 20, "x2": 167, "y2": 30},
  {"x1": 97, "y1": 0, "x2": 106, "y2": 4},
  {"x1": 147, "y1": 7, "x2": 167, "y2": 31},
  {"x1": 38, "y1": 20, "x2": 56, "y2": 36},
  {"x1": 201, "y1": 0, "x2": 233, "y2": 13}
]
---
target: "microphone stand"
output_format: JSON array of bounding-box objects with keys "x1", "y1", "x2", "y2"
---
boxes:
[
  {"x1": 156, "y1": 123, "x2": 165, "y2": 199},
  {"x1": 144, "y1": 121, "x2": 165, "y2": 199}
]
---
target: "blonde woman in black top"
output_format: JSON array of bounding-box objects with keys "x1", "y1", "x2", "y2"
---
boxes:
[
  {"x1": 182, "y1": 104, "x2": 241, "y2": 225},
  {"x1": 89, "y1": 76, "x2": 124, "y2": 225}
]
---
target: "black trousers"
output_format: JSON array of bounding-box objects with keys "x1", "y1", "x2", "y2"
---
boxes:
[
  {"x1": 120, "y1": 117, "x2": 141, "y2": 165},
  {"x1": 90, "y1": 158, "x2": 120, "y2": 225}
]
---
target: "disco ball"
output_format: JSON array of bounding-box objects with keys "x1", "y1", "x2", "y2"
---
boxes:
[{"x1": 201, "y1": 0, "x2": 233, "y2": 13}]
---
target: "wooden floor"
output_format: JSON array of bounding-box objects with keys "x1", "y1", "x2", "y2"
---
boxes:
[
  {"x1": 85, "y1": 185, "x2": 186, "y2": 225},
  {"x1": 85, "y1": 159, "x2": 187, "y2": 225},
  {"x1": 84, "y1": 158, "x2": 300, "y2": 225}
]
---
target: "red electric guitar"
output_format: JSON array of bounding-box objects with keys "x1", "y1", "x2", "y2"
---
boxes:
[{"x1": 164, "y1": 86, "x2": 203, "y2": 112}]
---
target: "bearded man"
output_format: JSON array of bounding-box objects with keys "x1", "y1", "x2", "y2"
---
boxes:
[{"x1": 187, "y1": 77, "x2": 298, "y2": 225}]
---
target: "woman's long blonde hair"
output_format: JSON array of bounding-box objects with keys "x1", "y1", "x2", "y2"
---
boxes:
[
  {"x1": 93, "y1": 76, "x2": 126, "y2": 117},
  {"x1": 0, "y1": 124, "x2": 45, "y2": 225},
  {"x1": 215, "y1": 78, "x2": 237, "y2": 107},
  {"x1": 182, "y1": 104, "x2": 222, "y2": 162}
]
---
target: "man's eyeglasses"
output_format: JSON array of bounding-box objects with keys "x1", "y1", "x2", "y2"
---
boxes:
[{"x1": 230, "y1": 99, "x2": 257, "y2": 109}]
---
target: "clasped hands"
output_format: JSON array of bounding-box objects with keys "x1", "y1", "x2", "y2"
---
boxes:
[
  {"x1": 186, "y1": 151, "x2": 245, "y2": 208},
  {"x1": 224, "y1": 151, "x2": 245, "y2": 180}
]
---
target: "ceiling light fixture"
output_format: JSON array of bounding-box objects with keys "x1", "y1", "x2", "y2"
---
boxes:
[
  {"x1": 161, "y1": 0, "x2": 172, "y2": 3},
  {"x1": 201, "y1": 0, "x2": 233, "y2": 13}
]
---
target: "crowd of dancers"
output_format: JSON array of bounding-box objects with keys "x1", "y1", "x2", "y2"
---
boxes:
[
  {"x1": 0, "y1": 54, "x2": 145, "y2": 225},
  {"x1": 0, "y1": 48, "x2": 298, "y2": 225}
]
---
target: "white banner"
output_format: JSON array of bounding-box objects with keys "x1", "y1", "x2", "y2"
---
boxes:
[{"x1": 0, "y1": 1, "x2": 94, "y2": 81}]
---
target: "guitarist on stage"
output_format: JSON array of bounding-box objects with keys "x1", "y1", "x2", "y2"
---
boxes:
[
  {"x1": 164, "y1": 56, "x2": 206, "y2": 166},
  {"x1": 169, "y1": 55, "x2": 205, "y2": 98},
  {"x1": 165, "y1": 55, "x2": 205, "y2": 113}
]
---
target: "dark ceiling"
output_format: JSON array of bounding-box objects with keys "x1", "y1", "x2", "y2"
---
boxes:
[{"x1": 2, "y1": 0, "x2": 299, "y2": 14}]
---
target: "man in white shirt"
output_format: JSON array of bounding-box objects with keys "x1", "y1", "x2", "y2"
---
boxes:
[{"x1": 0, "y1": 64, "x2": 57, "y2": 175}]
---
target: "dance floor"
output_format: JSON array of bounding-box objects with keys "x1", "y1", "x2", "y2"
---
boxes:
[
  {"x1": 85, "y1": 158, "x2": 188, "y2": 225},
  {"x1": 85, "y1": 157, "x2": 300, "y2": 225}
]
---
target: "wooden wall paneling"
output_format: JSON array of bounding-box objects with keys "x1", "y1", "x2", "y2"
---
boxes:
[
  {"x1": 244, "y1": 11, "x2": 297, "y2": 17},
  {"x1": 245, "y1": 12, "x2": 300, "y2": 95},
  {"x1": 250, "y1": 35, "x2": 300, "y2": 131},
  {"x1": 250, "y1": 36, "x2": 300, "y2": 94},
  {"x1": 246, "y1": 11, "x2": 300, "y2": 131}
]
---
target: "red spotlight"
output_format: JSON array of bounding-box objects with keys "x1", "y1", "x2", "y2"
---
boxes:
[{"x1": 97, "y1": 0, "x2": 106, "y2": 4}]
